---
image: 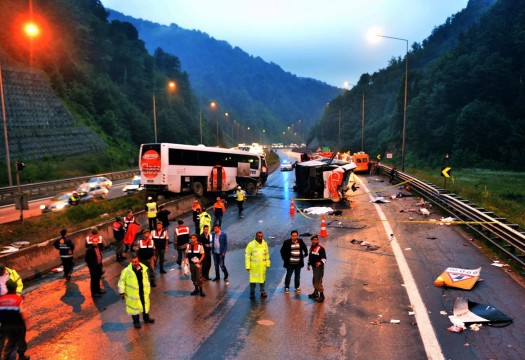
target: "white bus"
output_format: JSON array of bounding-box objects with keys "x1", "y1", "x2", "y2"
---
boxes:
[{"x1": 139, "y1": 143, "x2": 268, "y2": 196}]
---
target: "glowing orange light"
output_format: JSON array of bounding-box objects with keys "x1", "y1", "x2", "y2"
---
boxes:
[
  {"x1": 23, "y1": 22, "x2": 40, "y2": 38},
  {"x1": 210, "y1": 102, "x2": 217, "y2": 109},
  {"x1": 167, "y1": 81, "x2": 176, "y2": 91}
]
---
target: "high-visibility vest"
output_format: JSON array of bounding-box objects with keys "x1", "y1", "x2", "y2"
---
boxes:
[
  {"x1": 146, "y1": 202, "x2": 157, "y2": 218},
  {"x1": 86, "y1": 234, "x2": 102, "y2": 246}
]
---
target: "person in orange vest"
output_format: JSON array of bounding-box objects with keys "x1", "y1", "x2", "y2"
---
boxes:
[
  {"x1": 145, "y1": 196, "x2": 158, "y2": 230},
  {"x1": 86, "y1": 226, "x2": 103, "y2": 248},
  {"x1": 137, "y1": 229, "x2": 156, "y2": 287},
  {"x1": 306, "y1": 234, "x2": 327, "y2": 303},
  {"x1": 192, "y1": 200, "x2": 202, "y2": 234},
  {"x1": 213, "y1": 197, "x2": 226, "y2": 227},
  {"x1": 0, "y1": 280, "x2": 30, "y2": 360},
  {"x1": 123, "y1": 208, "x2": 139, "y2": 253},
  {"x1": 174, "y1": 220, "x2": 191, "y2": 268},
  {"x1": 85, "y1": 234, "x2": 105, "y2": 298},
  {"x1": 151, "y1": 222, "x2": 169, "y2": 274},
  {"x1": 184, "y1": 234, "x2": 206, "y2": 296}
]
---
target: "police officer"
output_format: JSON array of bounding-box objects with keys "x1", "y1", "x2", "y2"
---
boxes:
[
  {"x1": 0, "y1": 280, "x2": 29, "y2": 360},
  {"x1": 53, "y1": 228, "x2": 75, "y2": 280},
  {"x1": 151, "y1": 222, "x2": 169, "y2": 274}
]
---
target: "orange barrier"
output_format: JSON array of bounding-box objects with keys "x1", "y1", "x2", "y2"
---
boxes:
[
  {"x1": 320, "y1": 215, "x2": 329, "y2": 237},
  {"x1": 289, "y1": 199, "x2": 296, "y2": 215}
]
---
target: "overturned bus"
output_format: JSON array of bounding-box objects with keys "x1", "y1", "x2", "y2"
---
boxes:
[{"x1": 293, "y1": 155, "x2": 357, "y2": 201}]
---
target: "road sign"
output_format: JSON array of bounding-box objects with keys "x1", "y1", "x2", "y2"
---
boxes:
[{"x1": 441, "y1": 167, "x2": 451, "y2": 178}]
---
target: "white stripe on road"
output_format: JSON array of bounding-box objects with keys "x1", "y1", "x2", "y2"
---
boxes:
[{"x1": 359, "y1": 178, "x2": 445, "y2": 360}]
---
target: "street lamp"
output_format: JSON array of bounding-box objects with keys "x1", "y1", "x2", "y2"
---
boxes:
[
  {"x1": 1, "y1": 21, "x2": 41, "y2": 186},
  {"x1": 153, "y1": 80, "x2": 176, "y2": 143},
  {"x1": 210, "y1": 101, "x2": 218, "y2": 146},
  {"x1": 377, "y1": 34, "x2": 408, "y2": 171}
]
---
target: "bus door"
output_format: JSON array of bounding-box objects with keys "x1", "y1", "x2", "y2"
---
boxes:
[{"x1": 211, "y1": 165, "x2": 226, "y2": 191}]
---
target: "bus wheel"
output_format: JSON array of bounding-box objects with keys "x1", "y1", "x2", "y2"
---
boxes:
[
  {"x1": 246, "y1": 182, "x2": 256, "y2": 195},
  {"x1": 192, "y1": 182, "x2": 204, "y2": 196}
]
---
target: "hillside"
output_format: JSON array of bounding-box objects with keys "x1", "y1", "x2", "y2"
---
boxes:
[
  {"x1": 317, "y1": 0, "x2": 525, "y2": 171},
  {"x1": 108, "y1": 10, "x2": 341, "y2": 145}
]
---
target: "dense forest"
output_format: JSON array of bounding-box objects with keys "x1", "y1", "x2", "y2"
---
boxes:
[
  {"x1": 320, "y1": 0, "x2": 525, "y2": 170},
  {"x1": 0, "y1": 0, "x2": 202, "y2": 162},
  {"x1": 107, "y1": 11, "x2": 341, "y2": 145},
  {"x1": 0, "y1": 0, "x2": 523, "y2": 181}
]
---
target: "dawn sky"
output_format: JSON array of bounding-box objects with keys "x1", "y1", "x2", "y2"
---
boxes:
[{"x1": 100, "y1": 0, "x2": 469, "y2": 88}]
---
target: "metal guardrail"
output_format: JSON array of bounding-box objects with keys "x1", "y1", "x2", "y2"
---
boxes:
[
  {"x1": 379, "y1": 165, "x2": 525, "y2": 268},
  {"x1": 0, "y1": 169, "x2": 140, "y2": 202}
]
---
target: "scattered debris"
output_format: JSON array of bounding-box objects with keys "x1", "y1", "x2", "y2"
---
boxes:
[
  {"x1": 390, "y1": 319, "x2": 400, "y2": 324},
  {"x1": 370, "y1": 320, "x2": 381, "y2": 325},
  {"x1": 434, "y1": 267, "x2": 481, "y2": 290},
  {"x1": 404, "y1": 248, "x2": 412, "y2": 251},
  {"x1": 51, "y1": 266, "x2": 64, "y2": 273},
  {"x1": 469, "y1": 323, "x2": 482, "y2": 331},
  {"x1": 426, "y1": 236, "x2": 437, "y2": 240},
  {"x1": 450, "y1": 296, "x2": 513, "y2": 327},
  {"x1": 408, "y1": 311, "x2": 415, "y2": 316},
  {"x1": 258, "y1": 220, "x2": 263, "y2": 223},
  {"x1": 491, "y1": 261, "x2": 504, "y2": 268},
  {"x1": 11, "y1": 241, "x2": 30, "y2": 248},
  {"x1": 447, "y1": 325, "x2": 465, "y2": 333},
  {"x1": 349, "y1": 239, "x2": 380, "y2": 251},
  {"x1": 0, "y1": 246, "x2": 19, "y2": 254},
  {"x1": 303, "y1": 206, "x2": 334, "y2": 215},
  {"x1": 371, "y1": 197, "x2": 390, "y2": 203}
]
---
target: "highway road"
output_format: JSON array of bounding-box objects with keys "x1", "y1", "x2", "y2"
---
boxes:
[
  {"x1": 0, "y1": 179, "x2": 131, "y2": 224},
  {"x1": 18, "y1": 151, "x2": 525, "y2": 359}
]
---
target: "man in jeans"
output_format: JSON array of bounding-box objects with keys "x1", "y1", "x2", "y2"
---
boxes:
[
  {"x1": 211, "y1": 224, "x2": 229, "y2": 284},
  {"x1": 280, "y1": 230, "x2": 308, "y2": 294}
]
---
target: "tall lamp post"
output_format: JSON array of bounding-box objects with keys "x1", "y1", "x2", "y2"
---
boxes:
[
  {"x1": 1, "y1": 21, "x2": 41, "y2": 186},
  {"x1": 377, "y1": 34, "x2": 408, "y2": 171},
  {"x1": 0, "y1": 63, "x2": 12, "y2": 186},
  {"x1": 210, "y1": 101, "x2": 218, "y2": 146},
  {"x1": 153, "y1": 80, "x2": 176, "y2": 143}
]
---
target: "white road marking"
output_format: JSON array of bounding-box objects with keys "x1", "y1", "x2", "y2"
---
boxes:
[{"x1": 359, "y1": 177, "x2": 445, "y2": 360}]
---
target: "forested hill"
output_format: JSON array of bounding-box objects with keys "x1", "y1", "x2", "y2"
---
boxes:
[
  {"x1": 320, "y1": 0, "x2": 525, "y2": 171},
  {"x1": 0, "y1": 0, "x2": 205, "y2": 182},
  {"x1": 108, "y1": 10, "x2": 341, "y2": 142}
]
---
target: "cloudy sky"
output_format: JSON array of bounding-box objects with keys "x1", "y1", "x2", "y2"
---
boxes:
[{"x1": 100, "y1": 0, "x2": 469, "y2": 87}]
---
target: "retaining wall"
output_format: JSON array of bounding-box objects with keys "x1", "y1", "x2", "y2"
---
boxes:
[{"x1": 0, "y1": 195, "x2": 199, "y2": 281}]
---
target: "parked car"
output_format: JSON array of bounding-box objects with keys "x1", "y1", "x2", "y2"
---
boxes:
[
  {"x1": 87, "y1": 176, "x2": 112, "y2": 189},
  {"x1": 280, "y1": 160, "x2": 293, "y2": 171},
  {"x1": 122, "y1": 175, "x2": 144, "y2": 194},
  {"x1": 76, "y1": 182, "x2": 109, "y2": 199},
  {"x1": 40, "y1": 192, "x2": 73, "y2": 213}
]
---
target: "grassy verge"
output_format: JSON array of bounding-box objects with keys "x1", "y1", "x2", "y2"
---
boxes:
[
  {"x1": 0, "y1": 193, "x2": 148, "y2": 247},
  {"x1": 408, "y1": 167, "x2": 525, "y2": 228}
]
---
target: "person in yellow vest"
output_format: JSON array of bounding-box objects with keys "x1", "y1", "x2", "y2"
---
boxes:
[
  {"x1": 198, "y1": 210, "x2": 212, "y2": 235},
  {"x1": 145, "y1": 196, "x2": 158, "y2": 230},
  {"x1": 235, "y1": 186, "x2": 246, "y2": 217},
  {"x1": 245, "y1": 231, "x2": 270, "y2": 299},
  {"x1": 118, "y1": 255, "x2": 155, "y2": 329}
]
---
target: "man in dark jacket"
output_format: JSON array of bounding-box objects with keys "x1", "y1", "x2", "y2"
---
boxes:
[
  {"x1": 198, "y1": 225, "x2": 212, "y2": 280},
  {"x1": 280, "y1": 230, "x2": 308, "y2": 294},
  {"x1": 53, "y1": 228, "x2": 75, "y2": 281},
  {"x1": 85, "y1": 235, "x2": 105, "y2": 298},
  {"x1": 307, "y1": 234, "x2": 327, "y2": 302},
  {"x1": 113, "y1": 217, "x2": 126, "y2": 262}
]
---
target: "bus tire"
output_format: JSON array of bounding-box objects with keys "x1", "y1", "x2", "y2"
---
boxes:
[
  {"x1": 245, "y1": 182, "x2": 256, "y2": 195},
  {"x1": 192, "y1": 181, "x2": 204, "y2": 196}
]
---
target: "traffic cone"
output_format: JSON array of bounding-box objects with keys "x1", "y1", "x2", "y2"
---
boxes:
[
  {"x1": 289, "y1": 199, "x2": 296, "y2": 215},
  {"x1": 319, "y1": 215, "x2": 329, "y2": 237}
]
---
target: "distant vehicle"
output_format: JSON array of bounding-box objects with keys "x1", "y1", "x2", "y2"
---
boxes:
[
  {"x1": 76, "y1": 182, "x2": 108, "y2": 199},
  {"x1": 351, "y1": 152, "x2": 370, "y2": 173},
  {"x1": 139, "y1": 143, "x2": 268, "y2": 196},
  {"x1": 87, "y1": 176, "x2": 112, "y2": 189},
  {"x1": 122, "y1": 175, "x2": 144, "y2": 194},
  {"x1": 280, "y1": 160, "x2": 293, "y2": 171},
  {"x1": 40, "y1": 191, "x2": 92, "y2": 213},
  {"x1": 40, "y1": 192, "x2": 73, "y2": 213}
]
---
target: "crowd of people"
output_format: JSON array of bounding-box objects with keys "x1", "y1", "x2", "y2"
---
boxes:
[{"x1": 0, "y1": 193, "x2": 328, "y2": 357}]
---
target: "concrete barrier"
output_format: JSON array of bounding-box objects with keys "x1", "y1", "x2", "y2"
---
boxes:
[{"x1": 0, "y1": 195, "x2": 203, "y2": 281}]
